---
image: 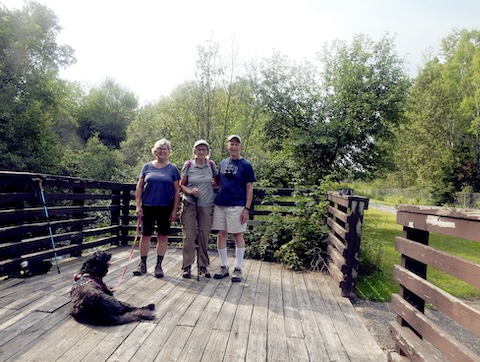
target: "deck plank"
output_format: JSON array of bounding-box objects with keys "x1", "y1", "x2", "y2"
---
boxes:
[
  {"x1": 0, "y1": 246, "x2": 386, "y2": 362},
  {"x1": 267, "y1": 263, "x2": 289, "y2": 361}
]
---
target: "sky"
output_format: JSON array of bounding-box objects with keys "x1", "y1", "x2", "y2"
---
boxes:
[{"x1": 2, "y1": 0, "x2": 480, "y2": 104}]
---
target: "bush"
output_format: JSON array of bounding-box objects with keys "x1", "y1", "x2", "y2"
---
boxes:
[{"x1": 246, "y1": 189, "x2": 329, "y2": 270}]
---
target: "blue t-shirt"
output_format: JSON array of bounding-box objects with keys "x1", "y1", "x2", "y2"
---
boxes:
[
  {"x1": 215, "y1": 158, "x2": 256, "y2": 207},
  {"x1": 139, "y1": 162, "x2": 180, "y2": 207}
]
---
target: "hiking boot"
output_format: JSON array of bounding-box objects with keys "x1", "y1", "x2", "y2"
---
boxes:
[
  {"x1": 213, "y1": 266, "x2": 229, "y2": 279},
  {"x1": 182, "y1": 266, "x2": 191, "y2": 279},
  {"x1": 231, "y1": 268, "x2": 242, "y2": 283},
  {"x1": 133, "y1": 262, "x2": 146, "y2": 276},
  {"x1": 199, "y1": 266, "x2": 211, "y2": 278},
  {"x1": 154, "y1": 264, "x2": 164, "y2": 278}
]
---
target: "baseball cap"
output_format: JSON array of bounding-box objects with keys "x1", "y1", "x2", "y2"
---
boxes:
[
  {"x1": 193, "y1": 139, "x2": 209, "y2": 148},
  {"x1": 227, "y1": 134, "x2": 241, "y2": 143}
]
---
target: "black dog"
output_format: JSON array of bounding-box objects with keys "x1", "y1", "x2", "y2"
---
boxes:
[{"x1": 70, "y1": 251, "x2": 155, "y2": 325}]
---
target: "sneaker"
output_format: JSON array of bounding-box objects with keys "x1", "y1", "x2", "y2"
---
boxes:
[
  {"x1": 213, "y1": 266, "x2": 229, "y2": 279},
  {"x1": 182, "y1": 266, "x2": 191, "y2": 279},
  {"x1": 199, "y1": 266, "x2": 211, "y2": 278},
  {"x1": 231, "y1": 268, "x2": 242, "y2": 283},
  {"x1": 154, "y1": 264, "x2": 164, "y2": 278},
  {"x1": 133, "y1": 262, "x2": 146, "y2": 276}
]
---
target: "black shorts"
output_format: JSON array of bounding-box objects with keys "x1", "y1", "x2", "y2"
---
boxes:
[{"x1": 142, "y1": 204, "x2": 173, "y2": 236}]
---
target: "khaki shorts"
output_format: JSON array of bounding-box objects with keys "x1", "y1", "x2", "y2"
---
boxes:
[{"x1": 212, "y1": 206, "x2": 247, "y2": 234}]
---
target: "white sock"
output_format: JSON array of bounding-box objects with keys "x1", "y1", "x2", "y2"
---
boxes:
[
  {"x1": 219, "y1": 248, "x2": 228, "y2": 267},
  {"x1": 235, "y1": 247, "x2": 245, "y2": 270}
]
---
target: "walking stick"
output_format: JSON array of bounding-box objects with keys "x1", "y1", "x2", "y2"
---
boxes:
[
  {"x1": 37, "y1": 180, "x2": 61, "y2": 274},
  {"x1": 111, "y1": 215, "x2": 141, "y2": 291},
  {"x1": 194, "y1": 196, "x2": 200, "y2": 282}
]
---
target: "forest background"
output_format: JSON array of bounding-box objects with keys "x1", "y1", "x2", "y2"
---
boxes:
[{"x1": 3, "y1": 2, "x2": 480, "y2": 206}]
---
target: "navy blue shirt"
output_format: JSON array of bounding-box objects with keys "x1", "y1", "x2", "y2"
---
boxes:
[
  {"x1": 139, "y1": 162, "x2": 180, "y2": 207},
  {"x1": 215, "y1": 158, "x2": 256, "y2": 207}
]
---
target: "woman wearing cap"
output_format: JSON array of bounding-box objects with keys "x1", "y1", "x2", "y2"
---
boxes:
[
  {"x1": 133, "y1": 138, "x2": 181, "y2": 278},
  {"x1": 179, "y1": 140, "x2": 217, "y2": 278},
  {"x1": 212, "y1": 135, "x2": 256, "y2": 283}
]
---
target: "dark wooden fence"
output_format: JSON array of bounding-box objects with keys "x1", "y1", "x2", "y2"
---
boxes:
[
  {"x1": 0, "y1": 171, "x2": 369, "y2": 299},
  {"x1": 325, "y1": 191, "x2": 370, "y2": 297},
  {"x1": 389, "y1": 205, "x2": 480, "y2": 362},
  {"x1": 0, "y1": 171, "x2": 303, "y2": 278},
  {"x1": 0, "y1": 171, "x2": 131, "y2": 277}
]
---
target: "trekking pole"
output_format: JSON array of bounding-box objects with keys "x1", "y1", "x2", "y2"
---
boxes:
[
  {"x1": 195, "y1": 196, "x2": 200, "y2": 282},
  {"x1": 38, "y1": 180, "x2": 61, "y2": 273}
]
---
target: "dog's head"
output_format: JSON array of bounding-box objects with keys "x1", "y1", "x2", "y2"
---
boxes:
[{"x1": 79, "y1": 251, "x2": 111, "y2": 277}]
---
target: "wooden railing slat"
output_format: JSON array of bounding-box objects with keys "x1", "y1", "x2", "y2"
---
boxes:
[
  {"x1": 391, "y1": 294, "x2": 479, "y2": 362},
  {"x1": 395, "y1": 236, "x2": 480, "y2": 288}
]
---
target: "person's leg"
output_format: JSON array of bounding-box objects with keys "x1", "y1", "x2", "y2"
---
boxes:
[
  {"x1": 154, "y1": 205, "x2": 173, "y2": 278},
  {"x1": 226, "y1": 207, "x2": 248, "y2": 282},
  {"x1": 133, "y1": 207, "x2": 154, "y2": 276},
  {"x1": 139, "y1": 235, "x2": 152, "y2": 256},
  {"x1": 232, "y1": 232, "x2": 245, "y2": 269},
  {"x1": 213, "y1": 230, "x2": 229, "y2": 279},
  {"x1": 212, "y1": 206, "x2": 230, "y2": 278},
  {"x1": 231, "y1": 233, "x2": 245, "y2": 282},
  {"x1": 197, "y1": 205, "x2": 213, "y2": 277},
  {"x1": 216, "y1": 230, "x2": 228, "y2": 264},
  {"x1": 181, "y1": 202, "x2": 197, "y2": 272}
]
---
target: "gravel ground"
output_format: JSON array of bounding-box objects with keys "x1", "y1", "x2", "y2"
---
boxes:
[{"x1": 353, "y1": 299, "x2": 480, "y2": 360}]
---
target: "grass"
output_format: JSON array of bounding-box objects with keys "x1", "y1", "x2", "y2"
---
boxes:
[
  {"x1": 356, "y1": 208, "x2": 401, "y2": 301},
  {"x1": 357, "y1": 207, "x2": 480, "y2": 302}
]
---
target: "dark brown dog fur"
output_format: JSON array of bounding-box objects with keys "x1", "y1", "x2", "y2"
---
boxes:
[{"x1": 70, "y1": 251, "x2": 155, "y2": 325}]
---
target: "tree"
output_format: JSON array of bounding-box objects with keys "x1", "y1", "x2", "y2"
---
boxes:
[
  {"x1": 255, "y1": 35, "x2": 409, "y2": 185},
  {"x1": 60, "y1": 135, "x2": 125, "y2": 181},
  {"x1": 392, "y1": 29, "x2": 480, "y2": 204},
  {"x1": 319, "y1": 34, "x2": 410, "y2": 181},
  {"x1": 0, "y1": 1, "x2": 76, "y2": 172},
  {"x1": 76, "y1": 78, "x2": 138, "y2": 149},
  {"x1": 120, "y1": 38, "x2": 266, "y2": 183}
]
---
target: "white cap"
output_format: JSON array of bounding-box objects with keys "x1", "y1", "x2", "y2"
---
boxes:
[
  {"x1": 194, "y1": 139, "x2": 209, "y2": 148},
  {"x1": 227, "y1": 134, "x2": 241, "y2": 143}
]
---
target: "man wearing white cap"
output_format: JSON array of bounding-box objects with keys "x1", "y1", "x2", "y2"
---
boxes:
[{"x1": 212, "y1": 135, "x2": 256, "y2": 282}]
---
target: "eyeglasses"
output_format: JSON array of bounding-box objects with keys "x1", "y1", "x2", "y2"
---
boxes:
[{"x1": 196, "y1": 148, "x2": 208, "y2": 152}]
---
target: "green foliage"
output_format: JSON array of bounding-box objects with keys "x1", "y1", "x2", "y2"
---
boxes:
[
  {"x1": 319, "y1": 34, "x2": 410, "y2": 181},
  {"x1": 76, "y1": 78, "x2": 138, "y2": 149},
  {"x1": 357, "y1": 209, "x2": 401, "y2": 301},
  {"x1": 255, "y1": 35, "x2": 410, "y2": 186},
  {"x1": 0, "y1": 1, "x2": 75, "y2": 173},
  {"x1": 246, "y1": 189, "x2": 329, "y2": 270},
  {"x1": 391, "y1": 29, "x2": 480, "y2": 202},
  {"x1": 60, "y1": 135, "x2": 125, "y2": 181}
]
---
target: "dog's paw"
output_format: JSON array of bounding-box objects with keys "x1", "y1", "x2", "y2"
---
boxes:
[{"x1": 144, "y1": 303, "x2": 155, "y2": 311}]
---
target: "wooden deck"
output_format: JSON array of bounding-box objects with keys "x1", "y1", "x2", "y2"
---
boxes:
[{"x1": 0, "y1": 247, "x2": 386, "y2": 362}]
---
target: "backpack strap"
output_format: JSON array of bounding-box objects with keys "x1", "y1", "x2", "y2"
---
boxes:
[
  {"x1": 183, "y1": 160, "x2": 193, "y2": 186},
  {"x1": 183, "y1": 159, "x2": 214, "y2": 186},
  {"x1": 208, "y1": 160, "x2": 215, "y2": 176}
]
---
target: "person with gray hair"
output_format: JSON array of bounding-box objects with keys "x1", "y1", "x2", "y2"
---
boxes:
[
  {"x1": 179, "y1": 139, "x2": 217, "y2": 279},
  {"x1": 133, "y1": 138, "x2": 181, "y2": 278}
]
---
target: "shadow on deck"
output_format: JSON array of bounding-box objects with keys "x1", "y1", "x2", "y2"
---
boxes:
[{"x1": 0, "y1": 247, "x2": 386, "y2": 362}]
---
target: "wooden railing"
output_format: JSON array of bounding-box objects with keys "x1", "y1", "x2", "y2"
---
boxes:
[
  {"x1": 0, "y1": 171, "x2": 302, "y2": 278},
  {"x1": 389, "y1": 205, "x2": 480, "y2": 362},
  {"x1": 0, "y1": 171, "x2": 131, "y2": 277},
  {"x1": 0, "y1": 171, "x2": 370, "y2": 300},
  {"x1": 325, "y1": 191, "x2": 369, "y2": 297}
]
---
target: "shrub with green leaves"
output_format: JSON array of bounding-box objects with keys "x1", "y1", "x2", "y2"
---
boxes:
[{"x1": 246, "y1": 190, "x2": 329, "y2": 270}]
